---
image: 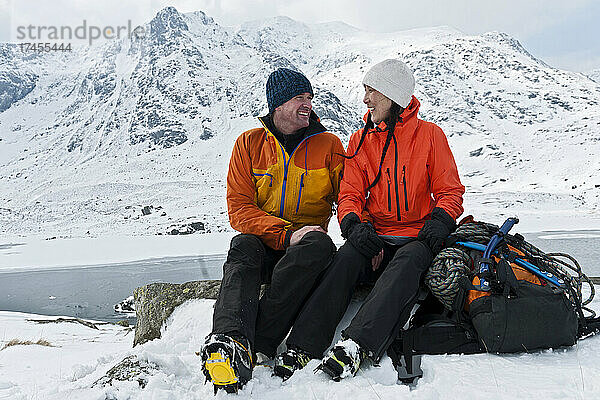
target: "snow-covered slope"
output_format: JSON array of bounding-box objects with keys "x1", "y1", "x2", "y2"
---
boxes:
[
  {"x1": 587, "y1": 68, "x2": 600, "y2": 83},
  {"x1": 2, "y1": 297, "x2": 600, "y2": 399},
  {"x1": 1, "y1": 7, "x2": 599, "y2": 238}
]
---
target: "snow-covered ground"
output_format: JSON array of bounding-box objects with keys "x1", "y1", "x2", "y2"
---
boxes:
[
  {"x1": 0, "y1": 311, "x2": 132, "y2": 399},
  {"x1": 1, "y1": 292, "x2": 599, "y2": 400}
]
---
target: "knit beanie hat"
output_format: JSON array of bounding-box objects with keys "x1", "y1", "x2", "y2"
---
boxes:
[
  {"x1": 362, "y1": 59, "x2": 415, "y2": 108},
  {"x1": 266, "y1": 68, "x2": 313, "y2": 114}
]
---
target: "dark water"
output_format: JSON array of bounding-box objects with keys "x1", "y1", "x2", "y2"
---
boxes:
[
  {"x1": 0, "y1": 230, "x2": 598, "y2": 323},
  {"x1": 0, "y1": 255, "x2": 225, "y2": 322}
]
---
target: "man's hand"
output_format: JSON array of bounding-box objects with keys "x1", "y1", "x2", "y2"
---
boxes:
[
  {"x1": 290, "y1": 225, "x2": 326, "y2": 247},
  {"x1": 372, "y1": 249, "x2": 384, "y2": 271}
]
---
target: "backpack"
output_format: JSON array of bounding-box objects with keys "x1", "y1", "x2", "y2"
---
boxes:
[
  {"x1": 389, "y1": 218, "x2": 597, "y2": 385},
  {"x1": 388, "y1": 294, "x2": 482, "y2": 385}
]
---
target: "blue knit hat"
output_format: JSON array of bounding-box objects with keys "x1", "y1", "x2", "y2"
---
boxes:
[{"x1": 266, "y1": 68, "x2": 313, "y2": 114}]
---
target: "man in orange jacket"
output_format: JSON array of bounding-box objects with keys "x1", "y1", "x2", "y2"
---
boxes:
[
  {"x1": 276, "y1": 59, "x2": 465, "y2": 381},
  {"x1": 200, "y1": 68, "x2": 344, "y2": 392}
]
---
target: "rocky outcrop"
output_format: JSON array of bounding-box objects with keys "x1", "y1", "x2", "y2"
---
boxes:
[
  {"x1": 93, "y1": 355, "x2": 159, "y2": 388},
  {"x1": 133, "y1": 279, "x2": 375, "y2": 347},
  {"x1": 133, "y1": 280, "x2": 221, "y2": 346}
]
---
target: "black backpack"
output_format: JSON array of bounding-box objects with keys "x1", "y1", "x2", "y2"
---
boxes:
[
  {"x1": 389, "y1": 255, "x2": 587, "y2": 386},
  {"x1": 388, "y1": 294, "x2": 482, "y2": 385}
]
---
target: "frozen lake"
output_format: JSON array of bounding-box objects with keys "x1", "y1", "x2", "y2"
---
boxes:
[
  {"x1": 0, "y1": 230, "x2": 598, "y2": 322},
  {"x1": 0, "y1": 254, "x2": 225, "y2": 322}
]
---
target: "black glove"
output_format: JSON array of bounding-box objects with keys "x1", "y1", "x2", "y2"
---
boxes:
[
  {"x1": 348, "y1": 222, "x2": 385, "y2": 259},
  {"x1": 340, "y1": 212, "x2": 361, "y2": 239},
  {"x1": 417, "y1": 207, "x2": 456, "y2": 254}
]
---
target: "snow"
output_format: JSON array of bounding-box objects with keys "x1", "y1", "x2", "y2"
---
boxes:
[
  {"x1": 1, "y1": 7, "x2": 599, "y2": 241},
  {"x1": 0, "y1": 311, "x2": 132, "y2": 399},
  {"x1": 1, "y1": 294, "x2": 600, "y2": 399},
  {"x1": 586, "y1": 68, "x2": 600, "y2": 83},
  {"x1": 0, "y1": 233, "x2": 236, "y2": 272},
  {"x1": 538, "y1": 233, "x2": 600, "y2": 240},
  {"x1": 1, "y1": 6, "x2": 600, "y2": 397}
]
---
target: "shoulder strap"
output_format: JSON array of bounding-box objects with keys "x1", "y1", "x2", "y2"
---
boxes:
[{"x1": 496, "y1": 257, "x2": 519, "y2": 296}]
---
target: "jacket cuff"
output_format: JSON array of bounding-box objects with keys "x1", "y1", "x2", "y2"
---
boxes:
[{"x1": 283, "y1": 229, "x2": 293, "y2": 249}]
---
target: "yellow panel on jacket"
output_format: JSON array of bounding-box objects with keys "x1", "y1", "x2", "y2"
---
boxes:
[{"x1": 227, "y1": 116, "x2": 344, "y2": 250}]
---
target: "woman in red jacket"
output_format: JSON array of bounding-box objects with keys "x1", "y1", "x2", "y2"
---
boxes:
[{"x1": 272, "y1": 59, "x2": 465, "y2": 382}]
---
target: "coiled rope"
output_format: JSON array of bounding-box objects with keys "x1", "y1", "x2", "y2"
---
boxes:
[
  {"x1": 425, "y1": 222, "x2": 596, "y2": 317},
  {"x1": 424, "y1": 247, "x2": 471, "y2": 309}
]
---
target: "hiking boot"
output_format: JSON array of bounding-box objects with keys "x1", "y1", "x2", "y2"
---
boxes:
[
  {"x1": 200, "y1": 333, "x2": 253, "y2": 394},
  {"x1": 273, "y1": 348, "x2": 312, "y2": 380},
  {"x1": 318, "y1": 338, "x2": 365, "y2": 381}
]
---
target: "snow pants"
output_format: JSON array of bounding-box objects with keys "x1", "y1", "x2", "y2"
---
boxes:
[
  {"x1": 286, "y1": 239, "x2": 433, "y2": 360},
  {"x1": 211, "y1": 231, "x2": 336, "y2": 357}
]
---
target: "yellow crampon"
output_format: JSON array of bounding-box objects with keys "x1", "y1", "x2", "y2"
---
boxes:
[{"x1": 205, "y1": 352, "x2": 239, "y2": 386}]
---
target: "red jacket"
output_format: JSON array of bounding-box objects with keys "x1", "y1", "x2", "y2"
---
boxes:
[{"x1": 337, "y1": 96, "x2": 464, "y2": 237}]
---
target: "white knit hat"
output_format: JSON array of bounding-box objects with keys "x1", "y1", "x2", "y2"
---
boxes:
[{"x1": 362, "y1": 59, "x2": 415, "y2": 108}]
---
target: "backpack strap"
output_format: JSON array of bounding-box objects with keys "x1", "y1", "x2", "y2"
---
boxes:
[{"x1": 496, "y1": 257, "x2": 519, "y2": 296}]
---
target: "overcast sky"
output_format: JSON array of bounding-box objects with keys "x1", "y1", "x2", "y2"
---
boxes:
[{"x1": 1, "y1": 0, "x2": 599, "y2": 72}]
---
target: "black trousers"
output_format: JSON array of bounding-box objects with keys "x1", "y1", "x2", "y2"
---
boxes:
[
  {"x1": 286, "y1": 239, "x2": 433, "y2": 360},
  {"x1": 211, "y1": 231, "x2": 335, "y2": 357}
]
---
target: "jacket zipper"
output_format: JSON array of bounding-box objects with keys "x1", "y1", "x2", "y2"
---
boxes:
[
  {"x1": 386, "y1": 168, "x2": 391, "y2": 212},
  {"x1": 295, "y1": 173, "x2": 305, "y2": 213},
  {"x1": 278, "y1": 143, "x2": 289, "y2": 218},
  {"x1": 276, "y1": 132, "x2": 322, "y2": 218},
  {"x1": 392, "y1": 135, "x2": 401, "y2": 221},
  {"x1": 402, "y1": 165, "x2": 409, "y2": 211}
]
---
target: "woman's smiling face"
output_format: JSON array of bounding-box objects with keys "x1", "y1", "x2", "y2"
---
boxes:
[{"x1": 363, "y1": 85, "x2": 392, "y2": 124}]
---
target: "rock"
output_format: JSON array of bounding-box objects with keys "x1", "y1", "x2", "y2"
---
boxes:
[
  {"x1": 133, "y1": 280, "x2": 221, "y2": 346},
  {"x1": 142, "y1": 206, "x2": 153, "y2": 215},
  {"x1": 114, "y1": 295, "x2": 135, "y2": 314},
  {"x1": 190, "y1": 221, "x2": 205, "y2": 231},
  {"x1": 133, "y1": 279, "x2": 374, "y2": 347},
  {"x1": 27, "y1": 317, "x2": 103, "y2": 330},
  {"x1": 166, "y1": 221, "x2": 205, "y2": 235},
  {"x1": 93, "y1": 355, "x2": 158, "y2": 389}
]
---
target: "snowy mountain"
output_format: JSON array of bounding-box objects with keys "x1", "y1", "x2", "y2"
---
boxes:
[
  {"x1": 1, "y1": 6, "x2": 599, "y2": 238},
  {"x1": 587, "y1": 68, "x2": 600, "y2": 83}
]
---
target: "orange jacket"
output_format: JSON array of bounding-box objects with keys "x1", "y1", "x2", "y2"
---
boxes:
[
  {"x1": 338, "y1": 96, "x2": 464, "y2": 237},
  {"x1": 227, "y1": 115, "x2": 345, "y2": 250}
]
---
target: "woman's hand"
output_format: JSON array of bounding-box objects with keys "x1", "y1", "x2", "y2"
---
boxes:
[
  {"x1": 417, "y1": 207, "x2": 456, "y2": 254},
  {"x1": 372, "y1": 249, "x2": 384, "y2": 271}
]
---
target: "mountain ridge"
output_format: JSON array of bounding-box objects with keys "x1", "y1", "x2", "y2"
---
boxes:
[{"x1": 0, "y1": 6, "x2": 599, "y2": 238}]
